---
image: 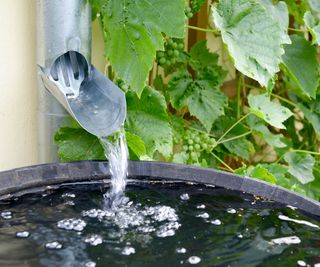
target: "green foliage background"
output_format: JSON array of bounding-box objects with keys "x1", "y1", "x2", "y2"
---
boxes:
[{"x1": 55, "y1": 0, "x2": 320, "y2": 201}]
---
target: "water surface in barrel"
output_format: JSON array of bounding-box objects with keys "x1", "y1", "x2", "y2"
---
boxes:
[{"x1": 0, "y1": 182, "x2": 319, "y2": 267}]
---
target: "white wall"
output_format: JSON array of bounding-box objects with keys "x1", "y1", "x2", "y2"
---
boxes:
[{"x1": 0, "y1": 0, "x2": 38, "y2": 171}]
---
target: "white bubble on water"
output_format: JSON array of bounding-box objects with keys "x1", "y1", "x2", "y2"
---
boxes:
[
  {"x1": 180, "y1": 193, "x2": 190, "y2": 200},
  {"x1": 1, "y1": 211, "x2": 12, "y2": 219},
  {"x1": 57, "y1": 218, "x2": 87, "y2": 232},
  {"x1": 85, "y1": 260, "x2": 96, "y2": 267},
  {"x1": 270, "y1": 236, "x2": 301, "y2": 245},
  {"x1": 176, "y1": 247, "x2": 186, "y2": 254},
  {"x1": 227, "y1": 208, "x2": 236, "y2": 214},
  {"x1": 196, "y1": 204, "x2": 205, "y2": 209},
  {"x1": 187, "y1": 256, "x2": 201, "y2": 264},
  {"x1": 196, "y1": 212, "x2": 209, "y2": 219},
  {"x1": 84, "y1": 234, "x2": 103, "y2": 246},
  {"x1": 45, "y1": 241, "x2": 62, "y2": 250},
  {"x1": 62, "y1": 193, "x2": 76, "y2": 198},
  {"x1": 151, "y1": 206, "x2": 179, "y2": 222},
  {"x1": 16, "y1": 231, "x2": 30, "y2": 238},
  {"x1": 297, "y1": 260, "x2": 307, "y2": 266},
  {"x1": 156, "y1": 221, "x2": 181, "y2": 238},
  {"x1": 121, "y1": 246, "x2": 135, "y2": 255},
  {"x1": 211, "y1": 219, "x2": 222, "y2": 225}
]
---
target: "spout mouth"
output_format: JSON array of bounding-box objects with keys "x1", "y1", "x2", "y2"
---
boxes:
[
  {"x1": 39, "y1": 51, "x2": 126, "y2": 137},
  {"x1": 67, "y1": 65, "x2": 127, "y2": 137}
]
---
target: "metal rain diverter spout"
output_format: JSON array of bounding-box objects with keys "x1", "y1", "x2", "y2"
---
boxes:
[{"x1": 37, "y1": 0, "x2": 126, "y2": 139}]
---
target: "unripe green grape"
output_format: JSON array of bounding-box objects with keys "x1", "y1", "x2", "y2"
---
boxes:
[
  {"x1": 173, "y1": 50, "x2": 179, "y2": 57},
  {"x1": 202, "y1": 143, "x2": 208, "y2": 150},
  {"x1": 183, "y1": 145, "x2": 188, "y2": 151},
  {"x1": 170, "y1": 58, "x2": 176, "y2": 64},
  {"x1": 159, "y1": 57, "x2": 166, "y2": 65},
  {"x1": 190, "y1": 152, "x2": 197, "y2": 161},
  {"x1": 188, "y1": 145, "x2": 194, "y2": 151},
  {"x1": 195, "y1": 144, "x2": 201, "y2": 151},
  {"x1": 172, "y1": 42, "x2": 178, "y2": 49},
  {"x1": 167, "y1": 50, "x2": 173, "y2": 56},
  {"x1": 168, "y1": 39, "x2": 174, "y2": 46},
  {"x1": 188, "y1": 139, "x2": 194, "y2": 145},
  {"x1": 187, "y1": 12, "x2": 193, "y2": 18},
  {"x1": 195, "y1": 136, "x2": 200, "y2": 143},
  {"x1": 157, "y1": 51, "x2": 164, "y2": 58},
  {"x1": 178, "y1": 43, "x2": 184, "y2": 50}
]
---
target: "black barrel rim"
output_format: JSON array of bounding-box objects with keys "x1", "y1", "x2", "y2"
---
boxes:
[{"x1": 0, "y1": 161, "x2": 319, "y2": 216}]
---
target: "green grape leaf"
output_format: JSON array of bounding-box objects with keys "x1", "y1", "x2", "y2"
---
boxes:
[
  {"x1": 187, "y1": 80, "x2": 227, "y2": 132},
  {"x1": 250, "y1": 166, "x2": 277, "y2": 184},
  {"x1": 126, "y1": 87, "x2": 173, "y2": 158},
  {"x1": 172, "y1": 152, "x2": 188, "y2": 164},
  {"x1": 285, "y1": 0, "x2": 309, "y2": 25},
  {"x1": 102, "y1": 0, "x2": 185, "y2": 95},
  {"x1": 89, "y1": 0, "x2": 106, "y2": 19},
  {"x1": 284, "y1": 152, "x2": 315, "y2": 184},
  {"x1": 189, "y1": 40, "x2": 219, "y2": 71},
  {"x1": 223, "y1": 137, "x2": 255, "y2": 160},
  {"x1": 125, "y1": 131, "x2": 146, "y2": 159},
  {"x1": 298, "y1": 103, "x2": 320, "y2": 134},
  {"x1": 259, "y1": 163, "x2": 288, "y2": 182},
  {"x1": 304, "y1": 11, "x2": 320, "y2": 45},
  {"x1": 170, "y1": 115, "x2": 186, "y2": 144},
  {"x1": 212, "y1": 0, "x2": 290, "y2": 87},
  {"x1": 235, "y1": 164, "x2": 277, "y2": 184},
  {"x1": 260, "y1": 0, "x2": 291, "y2": 44},
  {"x1": 168, "y1": 69, "x2": 193, "y2": 110},
  {"x1": 248, "y1": 116, "x2": 287, "y2": 148},
  {"x1": 54, "y1": 127, "x2": 106, "y2": 162},
  {"x1": 308, "y1": 0, "x2": 320, "y2": 13},
  {"x1": 248, "y1": 94, "x2": 293, "y2": 129},
  {"x1": 282, "y1": 35, "x2": 320, "y2": 99}
]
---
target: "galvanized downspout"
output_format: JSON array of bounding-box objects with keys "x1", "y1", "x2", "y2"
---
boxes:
[{"x1": 36, "y1": 0, "x2": 92, "y2": 163}]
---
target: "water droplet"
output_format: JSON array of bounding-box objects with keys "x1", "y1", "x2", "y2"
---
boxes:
[
  {"x1": 121, "y1": 246, "x2": 135, "y2": 255},
  {"x1": 180, "y1": 193, "x2": 190, "y2": 200},
  {"x1": 227, "y1": 208, "x2": 236, "y2": 214},
  {"x1": 1, "y1": 211, "x2": 12, "y2": 219},
  {"x1": 237, "y1": 233, "x2": 243, "y2": 238},
  {"x1": 196, "y1": 212, "x2": 209, "y2": 219},
  {"x1": 84, "y1": 234, "x2": 103, "y2": 246},
  {"x1": 176, "y1": 247, "x2": 186, "y2": 253},
  {"x1": 187, "y1": 256, "x2": 201, "y2": 264},
  {"x1": 45, "y1": 241, "x2": 62, "y2": 250},
  {"x1": 211, "y1": 219, "x2": 222, "y2": 225},
  {"x1": 16, "y1": 231, "x2": 30, "y2": 238}
]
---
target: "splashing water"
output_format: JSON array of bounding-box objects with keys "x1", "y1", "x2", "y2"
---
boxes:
[{"x1": 99, "y1": 128, "x2": 129, "y2": 207}]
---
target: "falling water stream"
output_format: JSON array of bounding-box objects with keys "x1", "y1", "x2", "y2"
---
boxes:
[{"x1": 99, "y1": 127, "x2": 129, "y2": 207}]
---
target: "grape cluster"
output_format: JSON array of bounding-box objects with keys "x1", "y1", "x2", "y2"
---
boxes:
[
  {"x1": 182, "y1": 129, "x2": 216, "y2": 163},
  {"x1": 185, "y1": 6, "x2": 193, "y2": 19},
  {"x1": 156, "y1": 38, "x2": 184, "y2": 67},
  {"x1": 190, "y1": 0, "x2": 205, "y2": 13}
]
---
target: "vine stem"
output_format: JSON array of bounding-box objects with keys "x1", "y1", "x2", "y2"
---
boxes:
[
  {"x1": 291, "y1": 149, "x2": 320, "y2": 156},
  {"x1": 216, "y1": 113, "x2": 251, "y2": 144},
  {"x1": 236, "y1": 73, "x2": 242, "y2": 119},
  {"x1": 288, "y1": 27, "x2": 306, "y2": 33},
  {"x1": 271, "y1": 93, "x2": 298, "y2": 108},
  {"x1": 210, "y1": 152, "x2": 234, "y2": 173},
  {"x1": 217, "y1": 131, "x2": 252, "y2": 145},
  {"x1": 187, "y1": 25, "x2": 220, "y2": 34}
]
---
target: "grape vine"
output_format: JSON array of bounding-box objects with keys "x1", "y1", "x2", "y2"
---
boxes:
[{"x1": 56, "y1": 0, "x2": 320, "y2": 201}]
